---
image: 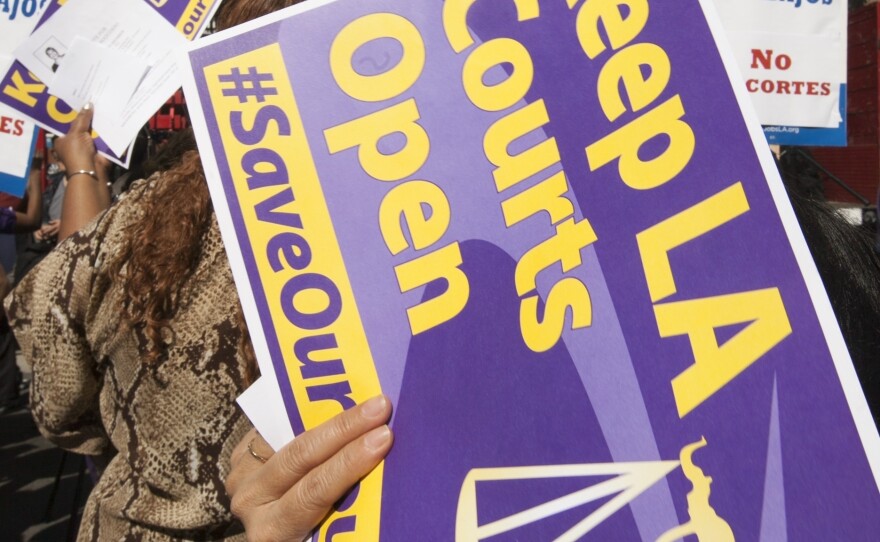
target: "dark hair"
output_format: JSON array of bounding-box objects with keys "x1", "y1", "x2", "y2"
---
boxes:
[
  {"x1": 214, "y1": 0, "x2": 305, "y2": 31},
  {"x1": 788, "y1": 187, "x2": 880, "y2": 425},
  {"x1": 125, "y1": 127, "x2": 199, "y2": 185}
]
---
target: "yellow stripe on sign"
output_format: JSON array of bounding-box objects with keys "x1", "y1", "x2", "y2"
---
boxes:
[
  {"x1": 175, "y1": 0, "x2": 220, "y2": 40},
  {"x1": 203, "y1": 43, "x2": 384, "y2": 540}
]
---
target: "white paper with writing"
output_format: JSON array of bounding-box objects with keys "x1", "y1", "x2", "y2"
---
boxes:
[
  {"x1": 15, "y1": 0, "x2": 186, "y2": 154},
  {"x1": 49, "y1": 37, "x2": 149, "y2": 139}
]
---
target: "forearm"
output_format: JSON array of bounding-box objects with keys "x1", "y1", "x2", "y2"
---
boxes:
[
  {"x1": 59, "y1": 171, "x2": 110, "y2": 241},
  {"x1": 0, "y1": 264, "x2": 10, "y2": 301},
  {"x1": 12, "y1": 168, "x2": 43, "y2": 232},
  {"x1": 55, "y1": 105, "x2": 110, "y2": 241},
  {"x1": 13, "y1": 211, "x2": 40, "y2": 232}
]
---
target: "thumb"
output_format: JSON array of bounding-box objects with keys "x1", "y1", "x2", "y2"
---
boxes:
[{"x1": 68, "y1": 103, "x2": 94, "y2": 134}]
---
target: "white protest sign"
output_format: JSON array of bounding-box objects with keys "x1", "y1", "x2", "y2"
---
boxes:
[
  {"x1": 0, "y1": 93, "x2": 37, "y2": 197},
  {"x1": 711, "y1": 0, "x2": 847, "y2": 129},
  {"x1": 0, "y1": 0, "x2": 48, "y2": 73}
]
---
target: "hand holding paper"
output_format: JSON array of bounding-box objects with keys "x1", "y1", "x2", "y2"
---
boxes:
[
  {"x1": 53, "y1": 105, "x2": 96, "y2": 174},
  {"x1": 54, "y1": 104, "x2": 111, "y2": 240},
  {"x1": 14, "y1": 0, "x2": 187, "y2": 155}
]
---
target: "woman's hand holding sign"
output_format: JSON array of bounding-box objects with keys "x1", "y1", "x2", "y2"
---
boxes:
[{"x1": 226, "y1": 395, "x2": 393, "y2": 542}]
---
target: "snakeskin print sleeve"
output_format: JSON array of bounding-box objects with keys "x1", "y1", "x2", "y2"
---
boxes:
[{"x1": 4, "y1": 180, "x2": 151, "y2": 455}]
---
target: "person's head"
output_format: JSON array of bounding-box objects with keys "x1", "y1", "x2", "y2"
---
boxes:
[
  {"x1": 788, "y1": 188, "x2": 880, "y2": 426},
  {"x1": 214, "y1": 0, "x2": 306, "y2": 31},
  {"x1": 45, "y1": 47, "x2": 61, "y2": 61},
  {"x1": 105, "y1": 0, "x2": 310, "y2": 380}
]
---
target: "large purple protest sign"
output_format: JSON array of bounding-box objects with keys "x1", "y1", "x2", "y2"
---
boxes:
[{"x1": 185, "y1": 0, "x2": 880, "y2": 539}]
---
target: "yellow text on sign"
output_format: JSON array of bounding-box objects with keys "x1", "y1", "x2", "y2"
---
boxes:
[{"x1": 203, "y1": 43, "x2": 384, "y2": 540}]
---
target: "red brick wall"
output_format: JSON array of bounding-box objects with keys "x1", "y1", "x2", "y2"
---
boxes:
[{"x1": 810, "y1": 4, "x2": 880, "y2": 205}]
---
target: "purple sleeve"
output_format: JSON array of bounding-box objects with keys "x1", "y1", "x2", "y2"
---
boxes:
[{"x1": 0, "y1": 208, "x2": 17, "y2": 234}]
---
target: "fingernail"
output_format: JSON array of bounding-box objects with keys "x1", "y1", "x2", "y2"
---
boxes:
[
  {"x1": 361, "y1": 395, "x2": 387, "y2": 418},
  {"x1": 83, "y1": 102, "x2": 92, "y2": 111},
  {"x1": 364, "y1": 425, "x2": 391, "y2": 451}
]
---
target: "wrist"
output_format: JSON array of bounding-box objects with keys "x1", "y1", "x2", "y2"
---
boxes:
[
  {"x1": 62, "y1": 157, "x2": 97, "y2": 173},
  {"x1": 68, "y1": 169, "x2": 98, "y2": 181}
]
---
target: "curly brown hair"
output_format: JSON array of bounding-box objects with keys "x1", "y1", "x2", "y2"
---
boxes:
[
  {"x1": 102, "y1": 150, "x2": 258, "y2": 382},
  {"x1": 97, "y1": 0, "x2": 311, "y2": 385}
]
